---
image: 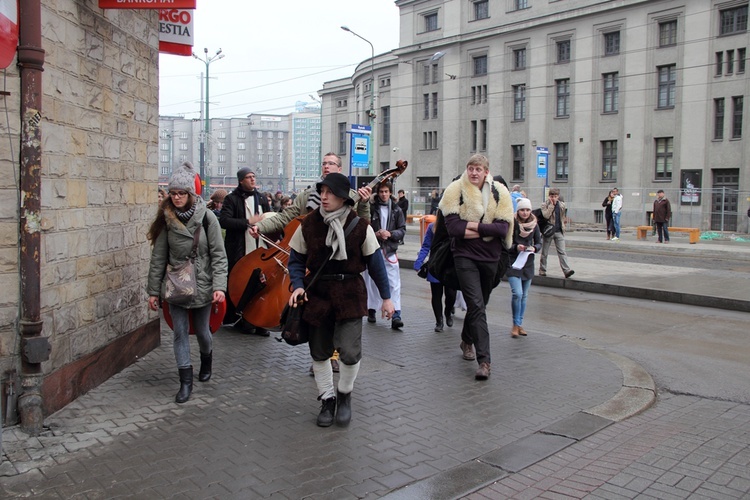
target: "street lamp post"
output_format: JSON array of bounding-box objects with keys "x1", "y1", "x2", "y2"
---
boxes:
[
  {"x1": 192, "y1": 47, "x2": 225, "y2": 198},
  {"x1": 341, "y1": 26, "x2": 376, "y2": 179}
]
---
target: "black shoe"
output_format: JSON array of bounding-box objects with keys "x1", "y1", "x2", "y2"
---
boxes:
[
  {"x1": 434, "y1": 318, "x2": 444, "y2": 332},
  {"x1": 445, "y1": 314, "x2": 453, "y2": 327},
  {"x1": 175, "y1": 366, "x2": 193, "y2": 404},
  {"x1": 317, "y1": 396, "x2": 336, "y2": 427},
  {"x1": 564, "y1": 270, "x2": 575, "y2": 279},
  {"x1": 336, "y1": 390, "x2": 352, "y2": 427},
  {"x1": 198, "y1": 351, "x2": 212, "y2": 382},
  {"x1": 252, "y1": 327, "x2": 270, "y2": 337},
  {"x1": 367, "y1": 309, "x2": 376, "y2": 323},
  {"x1": 391, "y1": 317, "x2": 404, "y2": 330}
]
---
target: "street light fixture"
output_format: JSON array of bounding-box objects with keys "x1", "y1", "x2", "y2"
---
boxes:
[
  {"x1": 341, "y1": 26, "x2": 376, "y2": 180},
  {"x1": 192, "y1": 47, "x2": 225, "y2": 198}
]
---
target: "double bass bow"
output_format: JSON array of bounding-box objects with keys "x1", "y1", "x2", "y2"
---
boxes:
[{"x1": 227, "y1": 160, "x2": 408, "y2": 329}]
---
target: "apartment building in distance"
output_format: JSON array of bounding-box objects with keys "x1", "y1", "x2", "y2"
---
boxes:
[{"x1": 320, "y1": 0, "x2": 750, "y2": 232}]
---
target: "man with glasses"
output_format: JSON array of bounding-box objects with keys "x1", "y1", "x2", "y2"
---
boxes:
[{"x1": 220, "y1": 167, "x2": 272, "y2": 333}]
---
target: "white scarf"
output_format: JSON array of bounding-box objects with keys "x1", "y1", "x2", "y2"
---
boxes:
[{"x1": 320, "y1": 205, "x2": 351, "y2": 261}]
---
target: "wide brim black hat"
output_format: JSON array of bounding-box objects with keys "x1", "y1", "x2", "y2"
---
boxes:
[{"x1": 316, "y1": 173, "x2": 354, "y2": 206}]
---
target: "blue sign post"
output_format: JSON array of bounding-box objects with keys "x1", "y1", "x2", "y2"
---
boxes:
[
  {"x1": 347, "y1": 124, "x2": 371, "y2": 188},
  {"x1": 536, "y1": 146, "x2": 549, "y2": 200}
]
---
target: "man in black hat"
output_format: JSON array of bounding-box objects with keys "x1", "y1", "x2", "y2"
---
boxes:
[
  {"x1": 219, "y1": 168, "x2": 272, "y2": 332},
  {"x1": 287, "y1": 173, "x2": 394, "y2": 428}
]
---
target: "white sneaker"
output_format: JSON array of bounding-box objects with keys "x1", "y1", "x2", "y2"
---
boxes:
[{"x1": 611, "y1": 237, "x2": 619, "y2": 241}]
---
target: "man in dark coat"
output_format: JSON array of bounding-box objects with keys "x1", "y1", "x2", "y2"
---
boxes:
[
  {"x1": 652, "y1": 189, "x2": 672, "y2": 243},
  {"x1": 219, "y1": 167, "x2": 272, "y2": 331}
]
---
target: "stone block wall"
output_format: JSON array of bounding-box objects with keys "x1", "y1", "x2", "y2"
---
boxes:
[{"x1": 0, "y1": 3, "x2": 162, "y2": 418}]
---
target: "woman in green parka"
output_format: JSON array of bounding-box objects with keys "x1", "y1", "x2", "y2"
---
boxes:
[{"x1": 147, "y1": 163, "x2": 228, "y2": 404}]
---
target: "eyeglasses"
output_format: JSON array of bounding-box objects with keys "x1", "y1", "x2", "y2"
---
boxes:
[
  {"x1": 169, "y1": 191, "x2": 188, "y2": 197},
  {"x1": 322, "y1": 161, "x2": 340, "y2": 166}
]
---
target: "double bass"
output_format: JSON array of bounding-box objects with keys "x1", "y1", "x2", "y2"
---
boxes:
[{"x1": 227, "y1": 160, "x2": 408, "y2": 330}]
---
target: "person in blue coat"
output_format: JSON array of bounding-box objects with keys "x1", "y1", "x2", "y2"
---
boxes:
[{"x1": 414, "y1": 222, "x2": 457, "y2": 332}]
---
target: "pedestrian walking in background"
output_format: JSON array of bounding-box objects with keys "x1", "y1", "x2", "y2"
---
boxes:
[
  {"x1": 539, "y1": 188, "x2": 575, "y2": 278},
  {"x1": 653, "y1": 189, "x2": 672, "y2": 243},
  {"x1": 157, "y1": 187, "x2": 167, "y2": 206},
  {"x1": 207, "y1": 189, "x2": 227, "y2": 218},
  {"x1": 396, "y1": 189, "x2": 409, "y2": 245},
  {"x1": 365, "y1": 182, "x2": 406, "y2": 330},
  {"x1": 602, "y1": 189, "x2": 615, "y2": 240},
  {"x1": 414, "y1": 222, "x2": 457, "y2": 332},
  {"x1": 147, "y1": 164, "x2": 228, "y2": 404},
  {"x1": 287, "y1": 173, "x2": 394, "y2": 427},
  {"x1": 611, "y1": 187, "x2": 623, "y2": 240},
  {"x1": 429, "y1": 189, "x2": 441, "y2": 215},
  {"x1": 510, "y1": 184, "x2": 523, "y2": 212},
  {"x1": 440, "y1": 154, "x2": 513, "y2": 380},
  {"x1": 506, "y1": 198, "x2": 541, "y2": 338}
]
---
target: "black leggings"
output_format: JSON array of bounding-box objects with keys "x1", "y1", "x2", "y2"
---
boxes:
[{"x1": 430, "y1": 282, "x2": 457, "y2": 321}]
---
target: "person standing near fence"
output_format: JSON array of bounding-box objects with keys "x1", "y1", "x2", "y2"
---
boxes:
[
  {"x1": 602, "y1": 189, "x2": 615, "y2": 240},
  {"x1": 653, "y1": 189, "x2": 672, "y2": 243},
  {"x1": 611, "y1": 187, "x2": 623, "y2": 241}
]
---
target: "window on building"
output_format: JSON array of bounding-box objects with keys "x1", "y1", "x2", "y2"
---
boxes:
[
  {"x1": 267, "y1": 141, "x2": 273, "y2": 150},
  {"x1": 739, "y1": 48, "x2": 747, "y2": 73},
  {"x1": 257, "y1": 142, "x2": 263, "y2": 150},
  {"x1": 423, "y1": 64, "x2": 430, "y2": 85},
  {"x1": 238, "y1": 154, "x2": 246, "y2": 163},
  {"x1": 512, "y1": 145, "x2": 525, "y2": 181},
  {"x1": 471, "y1": 120, "x2": 478, "y2": 152},
  {"x1": 732, "y1": 95, "x2": 743, "y2": 138},
  {"x1": 258, "y1": 154, "x2": 264, "y2": 162},
  {"x1": 423, "y1": 131, "x2": 439, "y2": 150},
  {"x1": 480, "y1": 119, "x2": 488, "y2": 151},
  {"x1": 727, "y1": 49, "x2": 735, "y2": 74},
  {"x1": 424, "y1": 11, "x2": 438, "y2": 32},
  {"x1": 432, "y1": 92, "x2": 439, "y2": 118},
  {"x1": 179, "y1": 154, "x2": 187, "y2": 163},
  {"x1": 473, "y1": 55, "x2": 488, "y2": 76},
  {"x1": 658, "y1": 65, "x2": 677, "y2": 108},
  {"x1": 238, "y1": 143, "x2": 246, "y2": 150},
  {"x1": 602, "y1": 140, "x2": 617, "y2": 180},
  {"x1": 218, "y1": 142, "x2": 226, "y2": 150},
  {"x1": 471, "y1": 85, "x2": 488, "y2": 104},
  {"x1": 555, "y1": 142, "x2": 569, "y2": 180},
  {"x1": 278, "y1": 132, "x2": 283, "y2": 139},
  {"x1": 655, "y1": 137, "x2": 673, "y2": 179},
  {"x1": 556, "y1": 79, "x2": 570, "y2": 117},
  {"x1": 179, "y1": 143, "x2": 188, "y2": 151},
  {"x1": 716, "y1": 51, "x2": 724, "y2": 76},
  {"x1": 714, "y1": 98, "x2": 725, "y2": 140},
  {"x1": 381, "y1": 106, "x2": 390, "y2": 145},
  {"x1": 603, "y1": 72, "x2": 619, "y2": 112},
  {"x1": 268, "y1": 153, "x2": 274, "y2": 162},
  {"x1": 218, "y1": 154, "x2": 226, "y2": 163},
  {"x1": 659, "y1": 20, "x2": 677, "y2": 47},
  {"x1": 380, "y1": 76, "x2": 391, "y2": 88},
  {"x1": 336, "y1": 99, "x2": 348, "y2": 108},
  {"x1": 473, "y1": 0, "x2": 489, "y2": 20},
  {"x1": 160, "y1": 143, "x2": 169, "y2": 151},
  {"x1": 160, "y1": 130, "x2": 169, "y2": 139},
  {"x1": 604, "y1": 31, "x2": 620, "y2": 56},
  {"x1": 238, "y1": 130, "x2": 246, "y2": 139},
  {"x1": 513, "y1": 48, "x2": 526, "y2": 70},
  {"x1": 160, "y1": 154, "x2": 169, "y2": 163},
  {"x1": 257, "y1": 131, "x2": 263, "y2": 138},
  {"x1": 513, "y1": 84, "x2": 526, "y2": 121},
  {"x1": 338, "y1": 122, "x2": 347, "y2": 155},
  {"x1": 423, "y1": 94, "x2": 430, "y2": 119},
  {"x1": 217, "y1": 166, "x2": 226, "y2": 176},
  {"x1": 267, "y1": 131, "x2": 273, "y2": 138},
  {"x1": 180, "y1": 131, "x2": 188, "y2": 139},
  {"x1": 557, "y1": 40, "x2": 571, "y2": 63},
  {"x1": 515, "y1": 0, "x2": 528, "y2": 10},
  {"x1": 218, "y1": 131, "x2": 226, "y2": 139},
  {"x1": 160, "y1": 164, "x2": 169, "y2": 175},
  {"x1": 720, "y1": 5, "x2": 748, "y2": 35},
  {"x1": 432, "y1": 63, "x2": 439, "y2": 83}
]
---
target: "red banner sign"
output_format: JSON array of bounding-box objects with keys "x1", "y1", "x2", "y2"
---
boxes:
[
  {"x1": 0, "y1": 0, "x2": 18, "y2": 69},
  {"x1": 99, "y1": 0, "x2": 196, "y2": 9},
  {"x1": 159, "y1": 8, "x2": 193, "y2": 56}
]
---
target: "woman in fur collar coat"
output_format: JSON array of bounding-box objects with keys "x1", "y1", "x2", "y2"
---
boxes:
[{"x1": 439, "y1": 154, "x2": 513, "y2": 381}]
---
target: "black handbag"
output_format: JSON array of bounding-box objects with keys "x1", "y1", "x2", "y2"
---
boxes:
[
  {"x1": 427, "y1": 210, "x2": 461, "y2": 291},
  {"x1": 417, "y1": 261, "x2": 429, "y2": 279}
]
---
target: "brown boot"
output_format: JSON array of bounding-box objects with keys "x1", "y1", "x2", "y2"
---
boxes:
[
  {"x1": 475, "y1": 362, "x2": 491, "y2": 380},
  {"x1": 511, "y1": 325, "x2": 520, "y2": 338},
  {"x1": 517, "y1": 326, "x2": 528, "y2": 336},
  {"x1": 460, "y1": 341, "x2": 475, "y2": 361}
]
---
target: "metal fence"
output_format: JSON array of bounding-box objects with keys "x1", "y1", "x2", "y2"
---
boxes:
[{"x1": 395, "y1": 185, "x2": 750, "y2": 234}]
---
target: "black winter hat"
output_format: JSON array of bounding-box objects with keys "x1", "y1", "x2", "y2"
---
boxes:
[{"x1": 316, "y1": 173, "x2": 354, "y2": 206}]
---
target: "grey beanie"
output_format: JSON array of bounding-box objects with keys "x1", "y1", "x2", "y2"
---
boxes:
[
  {"x1": 237, "y1": 167, "x2": 254, "y2": 182},
  {"x1": 168, "y1": 163, "x2": 196, "y2": 195}
]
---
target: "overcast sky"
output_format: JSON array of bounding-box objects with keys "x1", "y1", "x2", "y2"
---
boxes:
[{"x1": 158, "y1": 0, "x2": 401, "y2": 120}]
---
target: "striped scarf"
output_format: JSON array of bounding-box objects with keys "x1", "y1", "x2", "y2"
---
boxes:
[{"x1": 306, "y1": 188, "x2": 321, "y2": 212}]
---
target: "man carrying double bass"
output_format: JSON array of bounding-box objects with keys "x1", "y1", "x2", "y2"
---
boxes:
[{"x1": 220, "y1": 167, "x2": 272, "y2": 334}]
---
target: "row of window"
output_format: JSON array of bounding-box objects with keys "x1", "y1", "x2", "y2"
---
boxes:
[
  {"x1": 423, "y1": 93, "x2": 439, "y2": 119},
  {"x1": 715, "y1": 48, "x2": 747, "y2": 76},
  {"x1": 714, "y1": 96, "x2": 744, "y2": 140}
]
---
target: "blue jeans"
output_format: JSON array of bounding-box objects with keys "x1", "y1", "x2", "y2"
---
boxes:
[
  {"x1": 508, "y1": 276, "x2": 531, "y2": 327},
  {"x1": 170, "y1": 304, "x2": 213, "y2": 369},
  {"x1": 655, "y1": 221, "x2": 670, "y2": 242},
  {"x1": 612, "y1": 212, "x2": 621, "y2": 238}
]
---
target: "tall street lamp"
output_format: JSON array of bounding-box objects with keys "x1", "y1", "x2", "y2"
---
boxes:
[
  {"x1": 341, "y1": 26, "x2": 376, "y2": 178},
  {"x1": 192, "y1": 47, "x2": 225, "y2": 198}
]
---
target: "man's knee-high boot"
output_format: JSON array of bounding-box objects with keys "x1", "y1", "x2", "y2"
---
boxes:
[
  {"x1": 198, "y1": 351, "x2": 212, "y2": 382},
  {"x1": 336, "y1": 390, "x2": 351, "y2": 427},
  {"x1": 176, "y1": 366, "x2": 193, "y2": 403}
]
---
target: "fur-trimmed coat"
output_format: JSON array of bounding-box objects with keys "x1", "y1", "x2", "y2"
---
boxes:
[{"x1": 439, "y1": 172, "x2": 514, "y2": 262}]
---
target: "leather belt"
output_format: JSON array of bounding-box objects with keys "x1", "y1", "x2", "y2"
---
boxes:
[{"x1": 318, "y1": 274, "x2": 358, "y2": 281}]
